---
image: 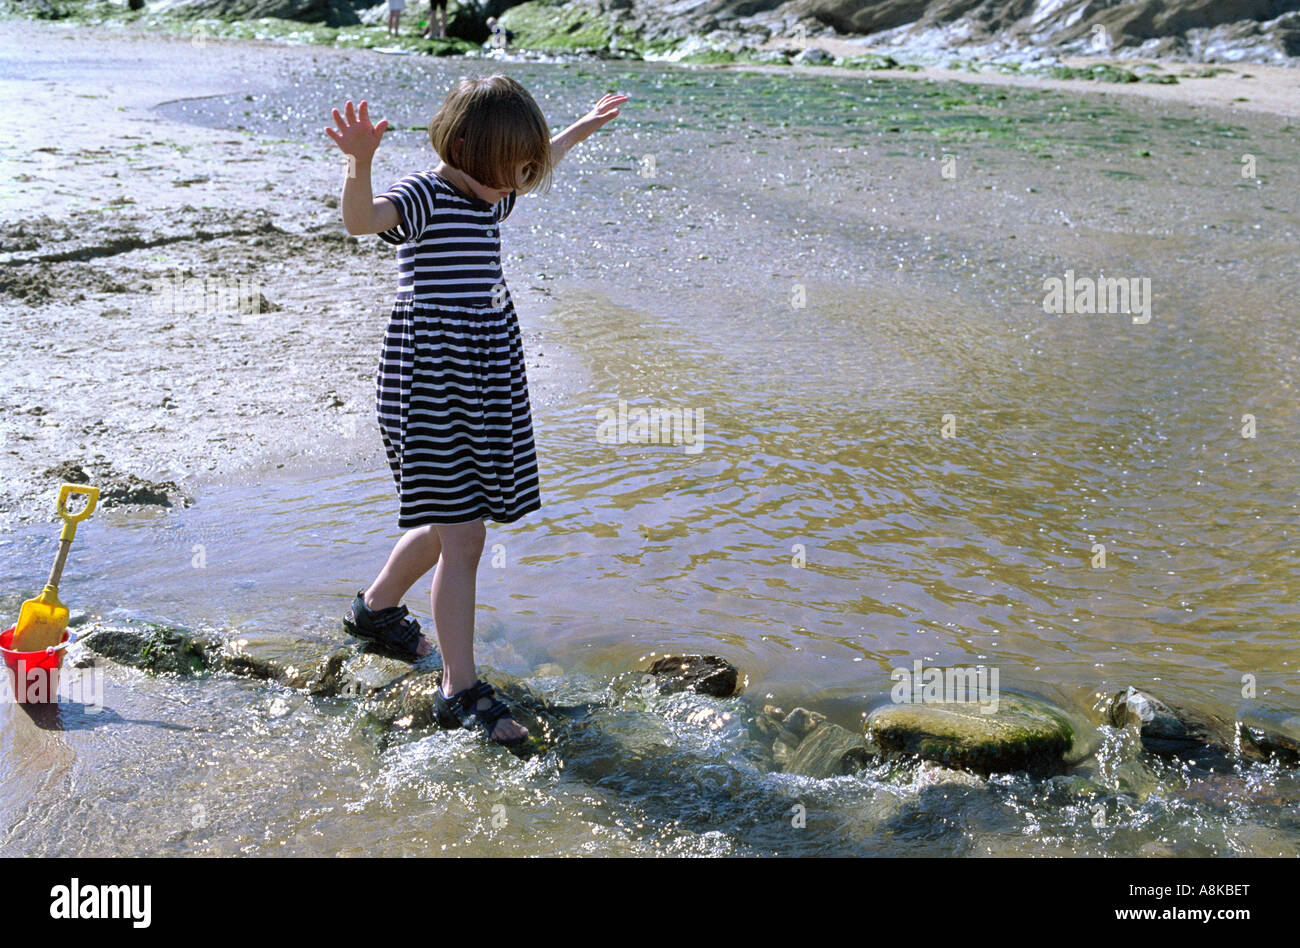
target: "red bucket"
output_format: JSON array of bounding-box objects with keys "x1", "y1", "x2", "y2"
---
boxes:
[{"x1": 1, "y1": 625, "x2": 69, "y2": 704}]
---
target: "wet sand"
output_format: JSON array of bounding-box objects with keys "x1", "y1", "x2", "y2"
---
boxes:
[
  {"x1": 3, "y1": 19, "x2": 1297, "y2": 528},
  {"x1": 0, "y1": 21, "x2": 576, "y2": 527}
]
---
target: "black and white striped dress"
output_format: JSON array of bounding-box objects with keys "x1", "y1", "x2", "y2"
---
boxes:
[{"x1": 374, "y1": 170, "x2": 541, "y2": 527}]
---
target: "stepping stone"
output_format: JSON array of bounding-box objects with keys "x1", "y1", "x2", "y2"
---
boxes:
[
  {"x1": 644, "y1": 655, "x2": 741, "y2": 698},
  {"x1": 867, "y1": 694, "x2": 1074, "y2": 775}
]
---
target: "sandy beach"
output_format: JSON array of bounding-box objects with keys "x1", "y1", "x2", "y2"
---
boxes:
[{"x1": 0, "y1": 21, "x2": 574, "y2": 526}]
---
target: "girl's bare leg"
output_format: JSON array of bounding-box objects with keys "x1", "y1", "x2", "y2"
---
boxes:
[
  {"x1": 364, "y1": 524, "x2": 441, "y2": 656},
  {"x1": 433, "y1": 518, "x2": 528, "y2": 741}
]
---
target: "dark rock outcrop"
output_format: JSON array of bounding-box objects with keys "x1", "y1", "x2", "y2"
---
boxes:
[
  {"x1": 74, "y1": 623, "x2": 221, "y2": 676},
  {"x1": 150, "y1": 0, "x2": 361, "y2": 27},
  {"x1": 496, "y1": 0, "x2": 1299, "y2": 65},
  {"x1": 786, "y1": 0, "x2": 1300, "y2": 63},
  {"x1": 40, "y1": 461, "x2": 188, "y2": 509}
]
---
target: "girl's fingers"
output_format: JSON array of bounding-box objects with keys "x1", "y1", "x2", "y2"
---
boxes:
[
  {"x1": 325, "y1": 126, "x2": 340, "y2": 143},
  {"x1": 332, "y1": 107, "x2": 347, "y2": 132},
  {"x1": 345, "y1": 100, "x2": 357, "y2": 124},
  {"x1": 359, "y1": 100, "x2": 371, "y2": 126},
  {"x1": 375, "y1": 117, "x2": 389, "y2": 135}
]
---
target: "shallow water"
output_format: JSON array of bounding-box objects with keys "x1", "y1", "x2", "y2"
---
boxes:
[{"x1": 3, "y1": 49, "x2": 1299, "y2": 855}]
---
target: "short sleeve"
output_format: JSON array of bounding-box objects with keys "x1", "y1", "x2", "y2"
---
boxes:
[
  {"x1": 494, "y1": 189, "x2": 517, "y2": 223},
  {"x1": 377, "y1": 172, "x2": 436, "y2": 245}
]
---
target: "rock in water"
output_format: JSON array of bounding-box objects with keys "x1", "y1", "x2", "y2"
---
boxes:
[
  {"x1": 1238, "y1": 704, "x2": 1300, "y2": 764},
  {"x1": 784, "y1": 718, "x2": 877, "y2": 778},
  {"x1": 369, "y1": 668, "x2": 553, "y2": 755},
  {"x1": 213, "y1": 630, "x2": 343, "y2": 689},
  {"x1": 866, "y1": 694, "x2": 1074, "y2": 775},
  {"x1": 756, "y1": 704, "x2": 876, "y2": 777},
  {"x1": 333, "y1": 650, "x2": 417, "y2": 698},
  {"x1": 645, "y1": 655, "x2": 741, "y2": 698},
  {"x1": 78, "y1": 623, "x2": 220, "y2": 676},
  {"x1": 1104, "y1": 687, "x2": 1234, "y2": 758}
]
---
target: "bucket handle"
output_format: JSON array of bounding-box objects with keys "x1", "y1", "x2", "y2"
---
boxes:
[{"x1": 41, "y1": 632, "x2": 77, "y2": 655}]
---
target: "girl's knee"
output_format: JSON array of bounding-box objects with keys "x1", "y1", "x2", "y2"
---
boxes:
[{"x1": 436, "y1": 518, "x2": 486, "y2": 558}]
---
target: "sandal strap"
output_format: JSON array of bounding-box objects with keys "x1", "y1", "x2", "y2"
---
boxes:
[
  {"x1": 372, "y1": 615, "x2": 420, "y2": 652},
  {"x1": 448, "y1": 678, "x2": 495, "y2": 710},
  {"x1": 464, "y1": 679, "x2": 496, "y2": 707},
  {"x1": 435, "y1": 679, "x2": 521, "y2": 742},
  {"x1": 476, "y1": 700, "x2": 514, "y2": 732}
]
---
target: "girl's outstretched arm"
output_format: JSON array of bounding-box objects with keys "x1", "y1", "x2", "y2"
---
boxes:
[
  {"x1": 325, "y1": 99, "x2": 400, "y2": 235},
  {"x1": 551, "y1": 92, "x2": 629, "y2": 164}
]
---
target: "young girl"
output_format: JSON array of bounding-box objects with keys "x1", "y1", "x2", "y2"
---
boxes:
[{"x1": 325, "y1": 78, "x2": 627, "y2": 745}]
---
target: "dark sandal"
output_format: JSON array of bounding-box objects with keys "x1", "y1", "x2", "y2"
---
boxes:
[
  {"x1": 434, "y1": 678, "x2": 528, "y2": 746},
  {"x1": 341, "y1": 591, "x2": 425, "y2": 660}
]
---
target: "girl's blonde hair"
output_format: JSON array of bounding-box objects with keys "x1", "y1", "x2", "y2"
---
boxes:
[{"x1": 429, "y1": 74, "x2": 555, "y2": 196}]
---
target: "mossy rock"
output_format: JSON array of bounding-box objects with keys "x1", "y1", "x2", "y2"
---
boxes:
[
  {"x1": 497, "y1": 0, "x2": 611, "y2": 51},
  {"x1": 679, "y1": 48, "x2": 737, "y2": 65},
  {"x1": 841, "y1": 53, "x2": 901, "y2": 70},
  {"x1": 1047, "y1": 64, "x2": 1140, "y2": 84},
  {"x1": 78, "y1": 621, "x2": 362, "y2": 689},
  {"x1": 78, "y1": 622, "x2": 221, "y2": 676},
  {"x1": 867, "y1": 694, "x2": 1074, "y2": 775}
]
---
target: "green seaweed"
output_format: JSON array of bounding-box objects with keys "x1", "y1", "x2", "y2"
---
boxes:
[
  {"x1": 497, "y1": 0, "x2": 612, "y2": 52},
  {"x1": 840, "y1": 53, "x2": 901, "y2": 71}
]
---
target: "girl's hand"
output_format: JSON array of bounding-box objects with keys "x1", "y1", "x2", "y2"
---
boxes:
[
  {"x1": 325, "y1": 99, "x2": 389, "y2": 165},
  {"x1": 577, "y1": 93, "x2": 628, "y2": 134}
]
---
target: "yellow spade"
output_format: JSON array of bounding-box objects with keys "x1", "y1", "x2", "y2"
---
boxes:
[{"x1": 12, "y1": 484, "x2": 100, "y2": 652}]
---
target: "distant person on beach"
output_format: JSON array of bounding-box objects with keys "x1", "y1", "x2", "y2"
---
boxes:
[
  {"x1": 324, "y1": 80, "x2": 627, "y2": 745},
  {"x1": 485, "y1": 16, "x2": 514, "y2": 49},
  {"x1": 386, "y1": 0, "x2": 404, "y2": 38},
  {"x1": 422, "y1": 0, "x2": 447, "y2": 39}
]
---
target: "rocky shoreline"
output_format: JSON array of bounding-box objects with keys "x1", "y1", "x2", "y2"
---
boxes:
[
  {"x1": 11, "y1": 0, "x2": 1300, "y2": 71},
  {"x1": 61, "y1": 620, "x2": 1300, "y2": 782}
]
